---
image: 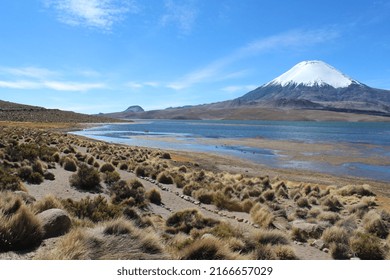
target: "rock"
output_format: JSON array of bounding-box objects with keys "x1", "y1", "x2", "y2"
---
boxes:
[
  {"x1": 272, "y1": 217, "x2": 290, "y2": 231},
  {"x1": 14, "y1": 191, "x2": 36, "y2": 204},
  {"x1": 201, "y1": 233, "x2": 214, "y2": 240},
  {"x1": 322, "y1": 248, "x2": 330, "y2": 253},
  {"x1": 37, "y1": 208, "x2": 71, "y2": 238},
  {"x1": 311, "y1": 239, "x2": 325, "y2": 250}
]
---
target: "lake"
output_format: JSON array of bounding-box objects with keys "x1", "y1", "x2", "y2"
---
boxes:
[{"x1": 72, "y1": 120, "x2": 390, "y2": 182}]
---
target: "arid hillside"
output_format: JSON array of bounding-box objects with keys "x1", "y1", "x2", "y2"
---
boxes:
[{"x1": 0, "y1": 100, "x2": 118, "y2": 123}]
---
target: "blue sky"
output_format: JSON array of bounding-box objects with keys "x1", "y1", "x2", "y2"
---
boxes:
[{"x1": 0, "y1": 0, "x2": 389, "y2": 114}]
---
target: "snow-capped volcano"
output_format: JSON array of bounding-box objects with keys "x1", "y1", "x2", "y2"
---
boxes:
[
  {"x1": 266, "y1": 60, "x2": 359, "y2": 88},
  {"x1": 231, "y1": 60, "x2": 390, "y2": 114}
]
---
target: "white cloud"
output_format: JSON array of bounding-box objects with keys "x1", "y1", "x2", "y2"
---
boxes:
[
  {"x1": 167, "y1": 28, "x2": 340, "y2": 90},
  {"x1": 43, "y1": 81, "x2": 105, "y2": 91},
  {"x1": 239, "y1": 28, "x2": 340, "y2": 56},
  {"x1": 0, "y1": 67, "x2": 58, "y2": 79},
  {"x1": 0, "y1": 79, "x2": 105, "y2": 91},
  {"x1": 0, "y1": 66, "x2": 106, "y2": 91},
  {"x1": 143, "y1": 81, "x2": 160, "y2": 87},
  {"x1": 0, "y1": 80, "x2": 41, "y2": 90},
  {"x1": 45, "y1": 0, "x2": 138, "y2": 30},
  {"x1": 126, "y1": 81, "x2": 161, "y2": 89},
  {"x1": 126, "y1": 82, "x2": 143, "y2": 89},
  {"x1": 161, "y1": 0, "x2": 198, "y2": 34}
]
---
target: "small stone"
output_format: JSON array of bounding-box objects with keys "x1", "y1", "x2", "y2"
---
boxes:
[
  {"x1": 311, "y1": 239, "x2": 325, "y2": 250},
  {"x1": 323, "y1": 248, "x2": 330, "y2": 253}
]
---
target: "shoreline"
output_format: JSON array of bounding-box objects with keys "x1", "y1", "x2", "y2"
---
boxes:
[
  {"x1": 67, "y1": 123, "x2": 390, "y2": 206},
  {"x1": 71, "y1": 123, "x2": 390, "y2": 185}
]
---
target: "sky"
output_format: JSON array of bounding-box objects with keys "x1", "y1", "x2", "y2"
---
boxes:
[{"x1": 0, "y1": 0, "x2": 390, "y2": 114}]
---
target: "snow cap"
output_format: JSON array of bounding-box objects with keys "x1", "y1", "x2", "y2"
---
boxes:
[{"x1": 266, "y1": 60, "x2": 359, "y2": 88}]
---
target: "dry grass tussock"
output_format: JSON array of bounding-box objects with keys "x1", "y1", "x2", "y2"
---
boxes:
[
  {"x1": 61, "y1": 195, "x2": 122, "y2": 223},
  {"x1": 178, "y1": 236, "x2": 243, "y2": 260},
  {"x1": 33, "y1": 194, "x2": 63, "y2": 214},
  {"x1": 250, "y1": 203, "x2": 274, "y2": 228},
  {"x1": 165, "y1": 209, "x2": 219, "y2": 234},
  {"x1": 36, "y1": 219, "x2": 166, "y2": 260},
  {"x1": 362, "y1": 210, "x2": 389, "y2": 239},
  {"x1": 0, "y1": 192, "x2": 43, "y2": 251}
]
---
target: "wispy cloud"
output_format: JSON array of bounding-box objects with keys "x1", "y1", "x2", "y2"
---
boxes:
[
  {"x1": 0, "y1": 67, "x2": 58, "y2": 79},
  {"x1": 44, "y1": 0, "x2": 138, "y2": 30},
  {"x1": 0, "y1": 80, "x2": 105, "y2": 91},
  {"x1": 0, "y1": 81, "x2": 41, "y2": 90},
  {"x1": 0, "y1": 66, "x2": 106, "y2": 91},
  {"x1": 126, "y1": 81, "x2": 160, "y2": 89},
  {"x1": 161, "y1": 0, "x2": 198, "y2": 34},
  {"x1": 42, "y1": 81, "x2": 105, "y2": 91},
  {"x1": 167, "y1": 28, "x2": 341, "y2": 90}
]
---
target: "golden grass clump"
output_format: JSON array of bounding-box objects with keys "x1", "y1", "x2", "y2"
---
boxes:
[
  {"x1": 69, "y1": 163, "x2": 101, "y2": 191},
  {"x1": 317, "y1": 211, "x2": 340, "y2": 225},
  {"x1": 147, "y1": 188, "x2": 162, "y2": 205},
  {"x1": 362, "y1": 210, "x2": 389, "y2": 239},
  {"x1": 213, "y1": 191, "x2": 243, "y2": 212},
  {"x1": 61, "y1": 195, "x2": 121, "y2": 223},
  {"x1": 261, "y1": 189, "x2": 275, "y2": 201},
  {"x1": 296, "y1": 197, "x2": 310, "y2": 208},
  {"x1": 338, "y1": 185, "x2": 375, "y2": 197},
  {"x1": 0, "y1": 192, "x2": 43, "y2": 251},
  {"x1": 251, "y1": 229, "x2": 290, "y2": 246},
  {"x1": 99, "y1": 163, "x2": 115, "y2": 173},
  {"x1": 178, "y1": 236, "x2": 240, "y2": 260},
  {"x1": 165, "y1": 209, "x2": 219, "y2": 234},
  {"x1": 193, "y1": 189, "x2": 214, "y2": 204},
  {"x1": 103, "y1": 171, "x2": 121, "y2": 186},
  {"x1": 321, "y1": 195, "x2": 343, "y2": 212},
  {"x1": 62, "y1": 157, "x2": 78, "y2": 172},
  {"x1": 33, "y1": 194, "x2": 63, "y2": 214},
  {"x1": 321, "y1": 226, "x2": 349, "y2": 247},
  {"x1": 273, "y1": 245, "x2": 298, "y2": 260},
  {"x1": 0, "y1": 167, "x2": 27, "y2": 192},
  {"x1": 157, "y1": 172, "x2": 174, "y2": 184},
  {"x1": 250, "y1": 203, "x2": 274, "y2": 228},
  {"x1": 350, "y1": 232, "x2": 386, "y2": 260},
  {"x1": 110, "y1": 179, "x2": 146, "y2": 206}
]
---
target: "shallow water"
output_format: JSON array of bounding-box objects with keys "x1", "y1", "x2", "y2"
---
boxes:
[{"x1": 72, "y1": 120, "x2": 390, "y2": 182}]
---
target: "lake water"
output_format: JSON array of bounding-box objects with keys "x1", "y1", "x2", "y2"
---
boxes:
[{"x1": 72, "y1": 120, "x2": 390, "y2": 182}]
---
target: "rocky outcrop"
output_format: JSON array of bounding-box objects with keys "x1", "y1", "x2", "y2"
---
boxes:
[{"x1": 37, "y1": 208, "x2": 71, "y2": 238}]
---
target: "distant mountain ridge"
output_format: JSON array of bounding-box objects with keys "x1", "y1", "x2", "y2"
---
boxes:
[
  {"x1": 0, "y1": 100, "x2": 118, "y2": 123},
  {"x1": 104, "y1": 60, "x2": 390, "y2": 121}
]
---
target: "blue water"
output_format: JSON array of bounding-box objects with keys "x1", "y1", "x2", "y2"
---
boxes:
[{"x1": 72, "y1": 120, "x2": 390, "y2": 182}]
